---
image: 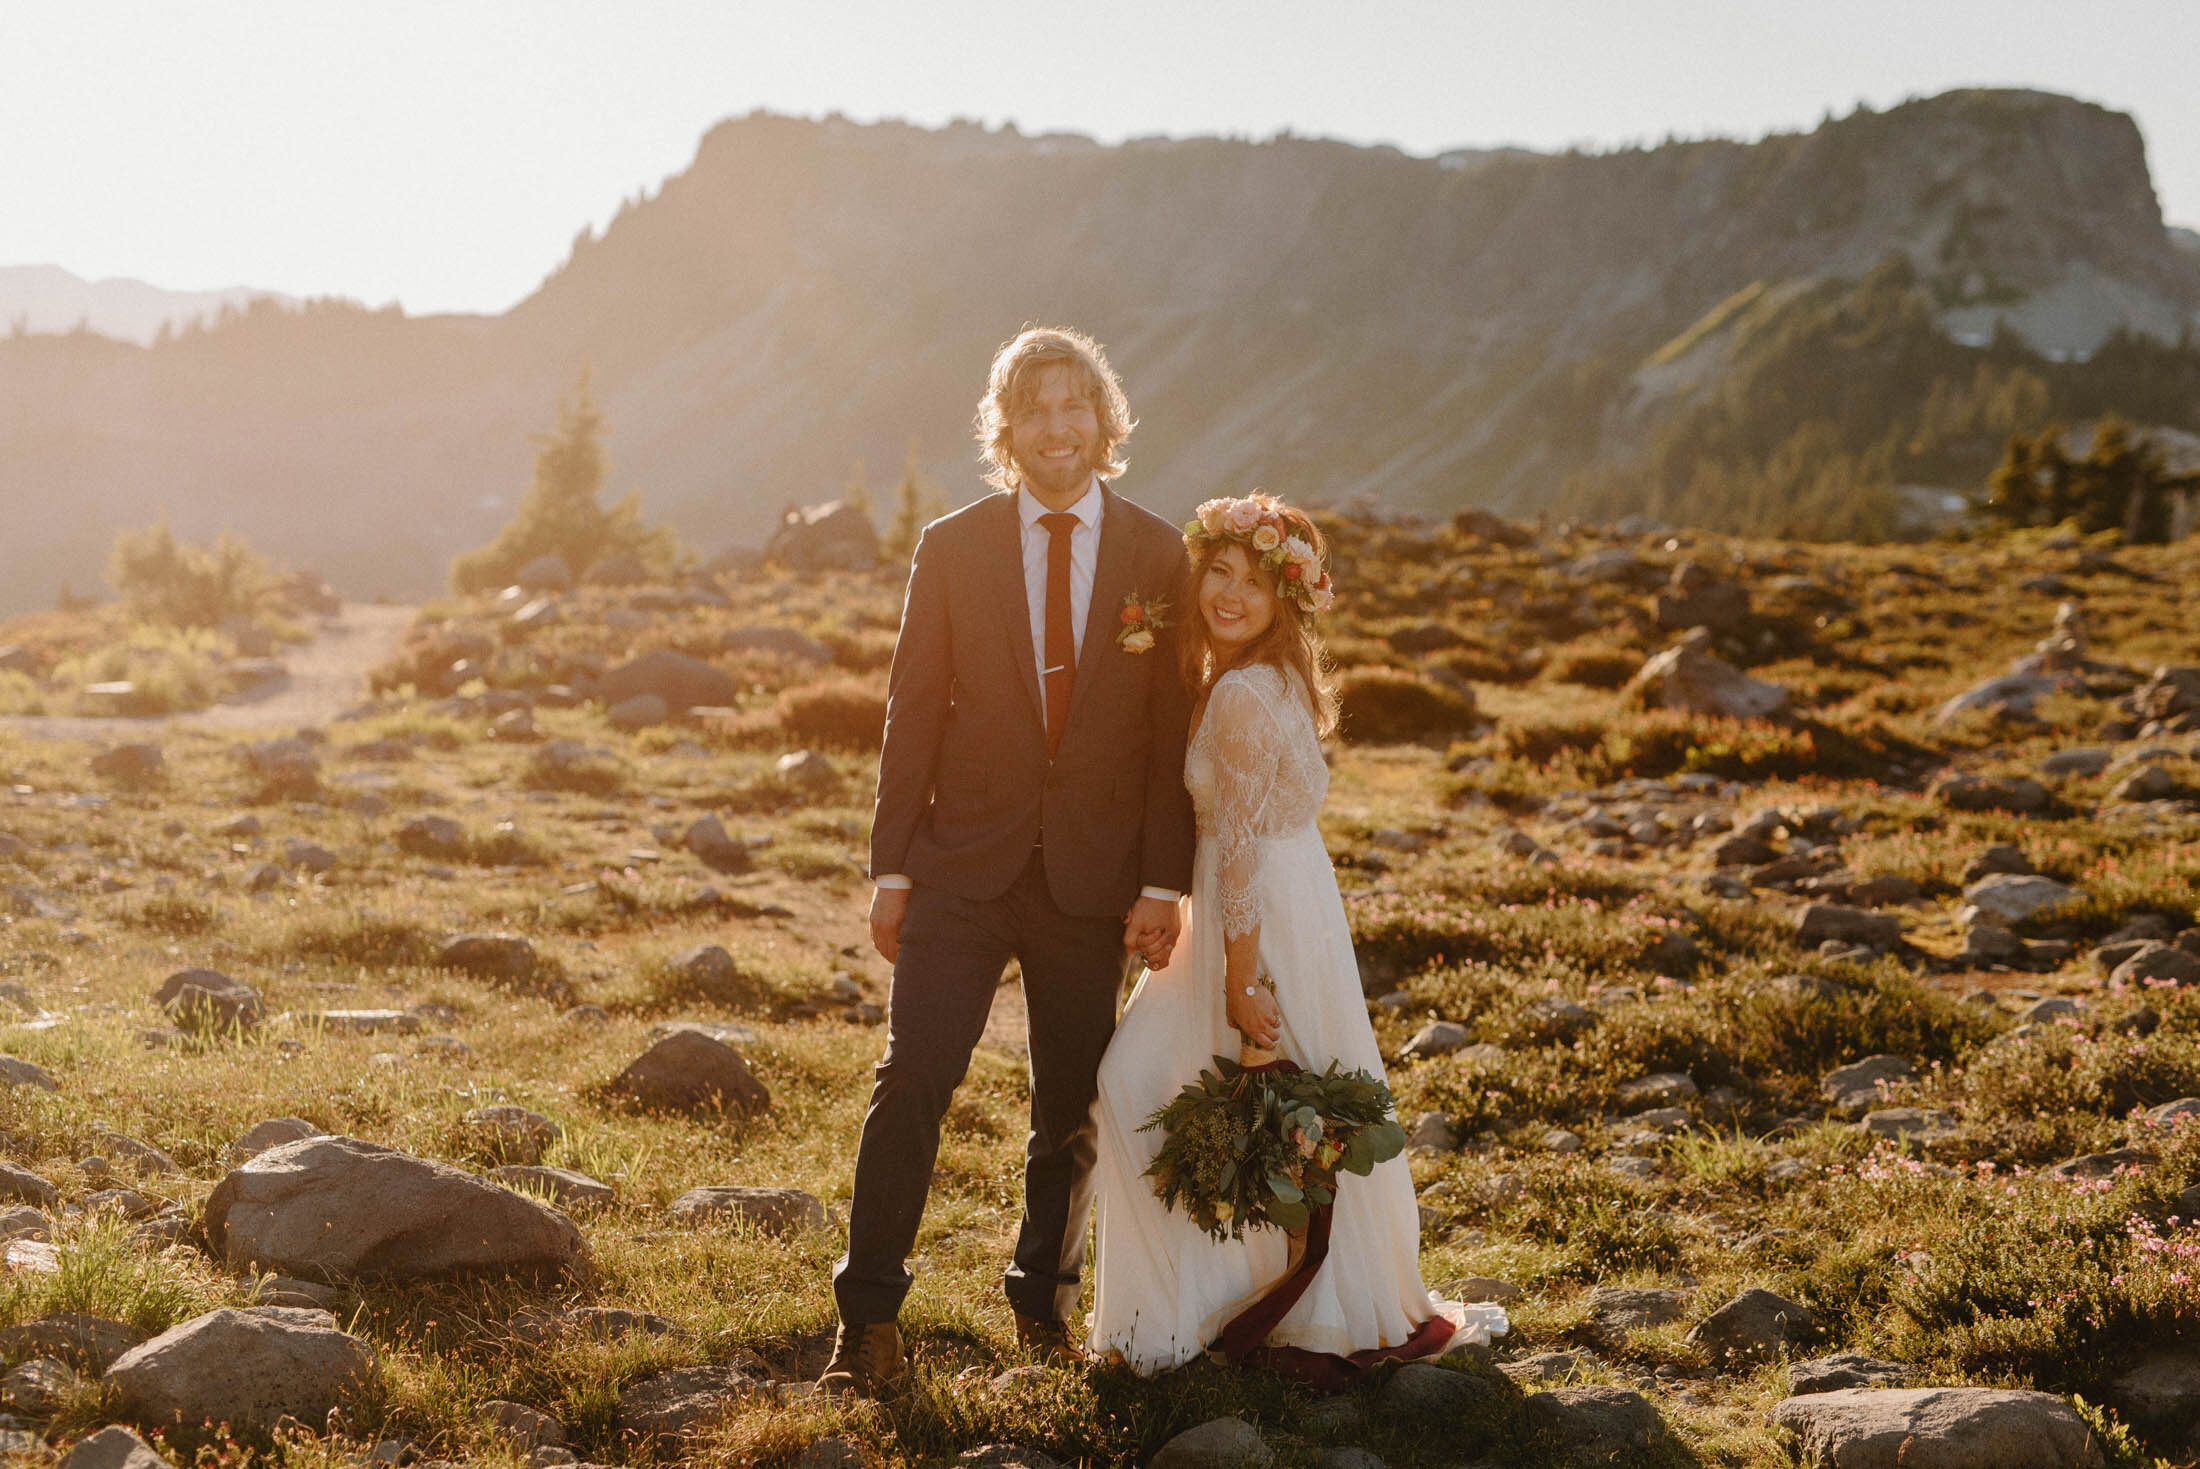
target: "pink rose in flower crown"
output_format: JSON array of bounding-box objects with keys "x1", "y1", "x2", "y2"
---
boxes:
[
  {"x1": 1251, "y1": 522, "x2": 1283, "y2": 552},
  {"x1": 1221, "y1": 499, "x2": 1264, "y2": 537},
  {"x1": 1282, "y1": 534, "x2": 1315, "y2": 566},
  {"x1": 1196, "y1": 499, "x2": 1230, "y2": 535}
]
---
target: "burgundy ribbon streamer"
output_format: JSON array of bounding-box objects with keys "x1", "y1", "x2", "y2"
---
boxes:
[{"x1": 1212, "y1": 1059, "x2": 1456, "y2": 1386}]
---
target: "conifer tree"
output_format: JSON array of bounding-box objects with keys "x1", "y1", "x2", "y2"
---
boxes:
[{"x1": 449, "y1": 368, "x2": 679, "y2": 593}]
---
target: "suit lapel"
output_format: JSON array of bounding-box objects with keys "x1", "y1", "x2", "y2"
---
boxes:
[
  {"x1": 1067, "y1": 487, "x2": 1137, "y2": 733},
  {"x1": 987, "y1": 491, "x2": 1047, "y2": 734}
]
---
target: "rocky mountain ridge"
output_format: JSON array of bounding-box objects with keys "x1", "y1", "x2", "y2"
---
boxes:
[{"x1": 1, "y1": 88, "x2": 2195, "y2": 611}]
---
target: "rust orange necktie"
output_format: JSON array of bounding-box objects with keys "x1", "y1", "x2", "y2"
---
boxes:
[{"x1": 1039, "y1": 512, "x2": 1078, "y2": 757}]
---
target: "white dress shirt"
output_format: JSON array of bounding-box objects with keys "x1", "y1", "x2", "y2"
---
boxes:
[
  {"x1": 1017, "y1": 477, "x2": 1103, "y2": 692},
  {"x1": 877, "y1": 476, "x2": 1177, "y2": 903}
]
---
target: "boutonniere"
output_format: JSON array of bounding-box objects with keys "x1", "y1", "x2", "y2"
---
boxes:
[{"x1": 1116, "y1": 591, "x2": 1171, "y2": 653}]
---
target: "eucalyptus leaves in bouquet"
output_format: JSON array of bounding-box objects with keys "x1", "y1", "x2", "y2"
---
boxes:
[{"x1": 1141, "y1": 1056, "x2": 1408, "y2": 1242}]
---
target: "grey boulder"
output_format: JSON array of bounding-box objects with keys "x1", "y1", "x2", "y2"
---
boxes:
[
  {"x1": 612, "y1": 1029, "x2": 770, "y2": 1115},
  {"x1": 1821, "y1": 1056, "x2": 1914, "y2": 1117},
  {"x1": 1147, "y1": 1417, "x2": 1274, "y2": 1469},
  {"x1": 1626, "y1": 633, "x2": 1791, "y2": 721},
  {"x1": 152, "y1": 969, "x2": 263, "y2": 1032},
  {"x1": 1688, "y1": 1288, "x2": 1816, "y2": 1364},
  {"x1": 105, "y1": 1306, "x2": 373, "y2": 1436},
  {"x1": 1523, "y1": 1385, "x2": 1659, "y2": 1458},
  {"x1": 1770, "y1": 1386, "x2": 2102, "y2": 1468},
  {"x1": 1962, "y1": 874, "x2": 2082, "y2": 926},
  {"x1": 202, "y1": 1135, "x2": 585, "y2": 1281}
]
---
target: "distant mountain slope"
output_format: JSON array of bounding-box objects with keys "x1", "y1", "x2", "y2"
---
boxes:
[
  {"x1": 0, "y1": 264, "x2": 297, "y2": 345},
  {"x1": 2, "y1": 88, "x2": 2196, "y2": 611}
]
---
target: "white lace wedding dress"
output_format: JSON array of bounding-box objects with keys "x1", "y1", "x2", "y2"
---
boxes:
[{"x1": 1087, "y1": 663, "x2": 1508, "y2": 1372}]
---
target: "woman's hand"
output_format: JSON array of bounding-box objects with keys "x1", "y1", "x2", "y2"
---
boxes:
[{"x1": 1226, "y1": 979, "x2": 1282, "y2": 1052}]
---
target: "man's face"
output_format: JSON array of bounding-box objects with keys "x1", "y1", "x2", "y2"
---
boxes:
[{"x1": 1008, "y1": 362, "x2": 1101, "y2": 504}]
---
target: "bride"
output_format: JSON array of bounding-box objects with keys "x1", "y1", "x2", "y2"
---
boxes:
[{"x1": 1087, "y1": 493, "x2": 1508, "y2": 1374}]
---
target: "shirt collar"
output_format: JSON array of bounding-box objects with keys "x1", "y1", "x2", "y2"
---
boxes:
[{"x1": 1017, "y1": 477, "x2": 1104, "y2": 532}]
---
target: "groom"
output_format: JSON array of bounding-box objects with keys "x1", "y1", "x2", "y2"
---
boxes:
[{"x1": 822, "y1": 327, "x2": 1198, "y2": 1392}]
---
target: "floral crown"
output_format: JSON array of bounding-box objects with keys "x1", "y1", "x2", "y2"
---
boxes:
[{"x1": 1182, "y1": 497, "x2": 1336, "y2": 613}]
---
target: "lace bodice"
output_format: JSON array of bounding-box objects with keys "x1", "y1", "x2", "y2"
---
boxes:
[{"x1": 1185, "y1": 664, "x2": 1329, "y2": 939}]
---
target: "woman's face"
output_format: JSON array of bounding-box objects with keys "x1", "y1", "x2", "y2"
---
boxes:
[{"x1": 1198, "y1": 543, "x2": 1279, "y2": 656}]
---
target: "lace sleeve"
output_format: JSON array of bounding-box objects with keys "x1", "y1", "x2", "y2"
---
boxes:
[{"x1": 1205, "y1": 672, "x2": 1288, "y2": 940}]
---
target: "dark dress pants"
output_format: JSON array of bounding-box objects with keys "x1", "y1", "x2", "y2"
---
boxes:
[{"x1": 832, "y1": 851, "x2": 1126, "y2": 1324}]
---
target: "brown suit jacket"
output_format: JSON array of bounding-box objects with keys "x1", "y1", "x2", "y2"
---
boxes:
[{"x1": 869, "y1": 485, "x2": 1198, "y2": 917}]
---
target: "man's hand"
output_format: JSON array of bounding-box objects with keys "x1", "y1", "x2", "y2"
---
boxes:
[
  {"x1": 1123, "y1": 894, "x2": 1183, "y2": 970},
  {"x1": 870, "y1": 885, "x2": 912, "y2": 963}
]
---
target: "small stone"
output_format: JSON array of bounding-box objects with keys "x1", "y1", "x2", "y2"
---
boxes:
[
  {"x1": 58, "y1": 1425, "x2": 171, "y2": 1469},
  {"x1": 1147, "y1": 1417, "x2": 1274, "y2": 1469},
  {"x1": 2039, "y1": 748, "x2": 2112, "y2": 778},
  {"x1": 1586, "y1": 1287, "x2": 1687, "y2": 1330},
  {"x1": 153, "y1": 968, "x2": 263, "y2": 1032},
  {"x1": 683, "y1": 816, "x2": 753, "y2": 875},
  {"x1": 396, "y1": 816, "x2": 467, "y2": 860},
  {"x1": 1788, "y1": 1351, "x2": 1913, "y2": 1394},
  {"x1": 1523, "y1": 1386, "x2": 1659, "y2": 1459},
  {"x1": 1542, "y1": 1129, "x2": 1584, "y2": 1153},
  {"x1": 1795, "y1": 903, "x2": 1902, "y2": 950},
  {"x1": 1859, "y1": 1108, "x2": 1958, "y2": 1143},
  {"x1": 1687, "y1": 1288, "x2": 1815, "y2": 1364},
  {"x1": 2048, "y1": 1148, "x2": 2155, "y2": 1181},
  {"x1": 1377, "y1": 1361, "x2": 1503, "y2": 1418},
  {"x1": 667, "y1": 1185, "x2": 826, "y2": 1237},
  {"x1": 437, "y1": 933, "x2": 541, "y2": 984},
  {"x1": 1962, "y1": 874, "x2": 2084, "y2": 926},
  {"x1": 2112, "y1": 943, "x2": 2200, "y2": 986},
  {"x1": 2023, "y1": 996, "x2": 2081, "y2": 1023},
  {"x1": 282, "y1": 839, "x2": 337, "y2": 873},
  {"x1": 1930, "y1": 772, "x2": 2050, "y2": 815},
  {"x1": 461, "y1": 1106, "x2": 562, "y2": 1165},
  {"x1": 1516, "y1": 996, "x2": 1597, "y2": 1042},
  {"x1": 1399, "y1": 1021, "x2": 1469, "y2": 1060},
  {"x1": 1821, "y1": 1055, "x2": 1914, "y2": 1117},
  {"x1": 1501, "y1": 1350, "x2": 1585, "y2": 1385},
  {"x1": 482, "y1": 1400, "x2": 565, "y2": 1450},
  {"x1": 1, "y1": 1354, "x2": 79, "y2": 1414},
  {"x1": 1615, "y1": 1072, "x2": 1697, "y2": 1110},
  {"x1": 1406, "y1": 1113, "x2": 1456, "y2": 1152},
  {"x1": 490, "y1": 1166, "x2": 615, "y2": 1211}
]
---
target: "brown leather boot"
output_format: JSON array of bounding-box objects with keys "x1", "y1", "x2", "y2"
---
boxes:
[
  {"x1": 815, "y1": 1320, "x2": 907, "y2": 1396},
  {"x1": 1014, "y1": 1310, "x2": 1087, "y2": 1366}
]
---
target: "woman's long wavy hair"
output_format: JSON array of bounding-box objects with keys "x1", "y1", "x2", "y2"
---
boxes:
[
  {"x1": 974, "y1": 327, "x2": 1135, "y2": 492},
  {"x1": 1178, "y1": 494, "x2": 1339, "y2": 737}
]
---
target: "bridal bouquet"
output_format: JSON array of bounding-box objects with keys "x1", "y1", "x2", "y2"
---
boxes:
[{"x1": 1140, "y1": 1056, "x2": 1408, "y2": 1241}]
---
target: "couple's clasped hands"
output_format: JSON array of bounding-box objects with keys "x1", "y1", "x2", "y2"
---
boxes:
[
  {"x1": 865, "y1": 888, "x2": 1183, "y2": 968},
  {"x1": 1123, "y1": 894, "x2": 1181, "y2": 971}
]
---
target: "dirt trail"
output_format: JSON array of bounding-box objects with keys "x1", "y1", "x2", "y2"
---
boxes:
[{"x1": 1, "y1": 603, "x2": 416, "y2": 744}]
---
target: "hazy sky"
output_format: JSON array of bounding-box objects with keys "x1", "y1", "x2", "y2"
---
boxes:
[{"x1": 8, "y1": 1, "x2": 2199, "y2": 316}]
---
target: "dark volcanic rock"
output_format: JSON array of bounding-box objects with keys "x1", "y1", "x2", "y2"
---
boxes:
[{"x1": 612, "y1": 1030, "x2": 771, "y2": 1115}]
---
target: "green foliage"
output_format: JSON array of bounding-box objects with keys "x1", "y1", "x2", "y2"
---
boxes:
[
  {"x1": 1141, "y1": 1056, "x2": 1406, "y2": 1239},
  {"x1": 1980, "y1": 416, "x2": 2200, "y2": 543},
  {"x1": 1560, "y1": 255, "x2": 2200, "y2": 542},
  {"x1": 448, "y1": 369, "x2": 681, "y2": 593},
  {"x1": 106, "y1": 521, "x2": 272, "y2": 627}
]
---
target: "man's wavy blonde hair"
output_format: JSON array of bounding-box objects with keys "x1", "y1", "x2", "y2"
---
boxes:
[{"x1": 974, "y1": 327, "x2": 1135, "y2": 492}]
